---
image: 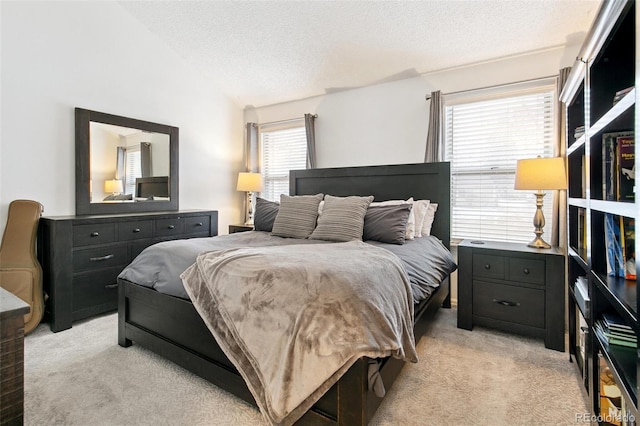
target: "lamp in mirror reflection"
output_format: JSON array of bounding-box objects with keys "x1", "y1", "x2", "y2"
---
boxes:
[
  {"x1": 514, "y1": 157, "x2": 567, "y2": 249},
  {"x1": 104, "y1": 179, "x2": 124, "y2": 195},
  {"x1": 237, "y1": 172, "x2": 263, "y2": 226}
]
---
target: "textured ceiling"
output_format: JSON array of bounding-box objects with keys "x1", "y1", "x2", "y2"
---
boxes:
[{"x1": 119, "y1": 0, "x2": 600, "y2": 108}]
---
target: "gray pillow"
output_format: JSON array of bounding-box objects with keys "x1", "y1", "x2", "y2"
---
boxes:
[
  {"x1": 271, "y1": 193, "x2": 324, "y2": 239},
  {"x1": 363, "y1": 204, "x2": 413, "y2": 245},
  {"x1": 310, "y1": 195, "x2": 374, "y2": 242},
  {"x1": 254, "y1": 197, "x2": 279, "y2": 232}
]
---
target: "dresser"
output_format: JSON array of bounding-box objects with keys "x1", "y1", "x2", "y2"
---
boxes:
[
  {"x1": 37, "y1": 210, "x2": 218, "y2": 332},
  {"x1": 457, "y1": 239, "x2": 565, "y2": 351},
  {"x1": 0, "y1": 288, "x2": 30, "y2": 424}
]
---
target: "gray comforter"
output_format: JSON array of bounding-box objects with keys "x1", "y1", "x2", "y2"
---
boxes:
[
  {"x1": 180, "y1": 241, "x2": 418, "y2": 426},
  {"x1": 118, "y1": 231, "x2": 456, "y2": 303}
]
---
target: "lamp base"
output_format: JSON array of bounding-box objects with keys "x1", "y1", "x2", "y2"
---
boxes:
[
  {"x1": 528, "y1": 190, "x2": 552, "y2": 249},
  {"x1": 527, "y1": 236, "x2": 551, "y2": 249}
]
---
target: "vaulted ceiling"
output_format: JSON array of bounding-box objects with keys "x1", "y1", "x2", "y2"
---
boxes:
[{"x1": 120, "y1": 0, "x2": 601, "y2": 108}]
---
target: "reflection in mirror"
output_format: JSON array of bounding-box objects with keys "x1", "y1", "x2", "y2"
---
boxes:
[
  {"x1": 75, "y1": 108, "x2": 178, "y2": 215},
  {"x1": 89, "y1": 122, "x2": 170, "y2": 203}
]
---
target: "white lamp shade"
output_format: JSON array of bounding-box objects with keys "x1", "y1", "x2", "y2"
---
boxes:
[
  {"x1": 237, "y1": 172, "x2": 263, "y2": 192},
  {"x1": 514, "y1": 157, "x2": 567, "y2": 190},
  {"x1": 104, "y1": 179, "x2": 124, "y2": 194}
]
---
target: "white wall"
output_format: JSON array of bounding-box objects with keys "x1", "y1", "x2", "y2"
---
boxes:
[
  {"x1": 245, "y1": 47, "x2": 580, "y2": 168},
  {"x1": 0, "y1": 2, "x2": 245, "y2": 236}
]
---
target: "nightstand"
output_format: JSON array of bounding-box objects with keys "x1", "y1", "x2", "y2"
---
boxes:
[
  {"x1": 229, "y1": 224, "x2": 254, "y2": 234},
  {"x1": 457, "y1": 240, "x2": 565, "y2": 351}
]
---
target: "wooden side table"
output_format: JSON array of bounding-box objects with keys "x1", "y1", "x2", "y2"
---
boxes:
[
  {"x1": 0, "y1": 287, "x2": 30, "y2": 424},
  {"x1": 457, "y1": 239, "x2": 565, "y2": 351}
]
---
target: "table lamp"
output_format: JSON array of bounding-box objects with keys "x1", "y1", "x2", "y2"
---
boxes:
[
  {"x1": 104, "y1": 179, "x2": 124, "y2": 195},
  {"x1": 237, "y1": 172, "x2": 263, "y2": 225},
  {"x1": 514, "y1": 157, "x2": 567, "y2": 249}
]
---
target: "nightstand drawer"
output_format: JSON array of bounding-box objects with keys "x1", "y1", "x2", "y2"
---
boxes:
[
  {"x1": 473, "y1": 280, "x2": 544, "y2": 328},
  {"x1": 508, "y1": 258, "x2": 545, "y2": 285},
  {"x1": 473, "y1": 254, "x2": 505, "y2": 279}
]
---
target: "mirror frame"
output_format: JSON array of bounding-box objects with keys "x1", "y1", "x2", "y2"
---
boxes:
[{"x1": 75, "y1": 108, "x2": 179, "y2": 215}]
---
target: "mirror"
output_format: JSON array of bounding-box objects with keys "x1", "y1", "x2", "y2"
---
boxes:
[{"x1": 75, "y1": 108, "x2": 179, "y2": 215}]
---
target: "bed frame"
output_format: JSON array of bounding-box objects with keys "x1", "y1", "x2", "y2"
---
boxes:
[{"x1": 118, "y1": 162, "x2": 452, "y2": 425}]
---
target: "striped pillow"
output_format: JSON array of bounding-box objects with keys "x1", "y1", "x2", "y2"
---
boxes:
[
  {"x1": 310, "y1": 195, "x2": 374, "y2": 242},
  {"x1": 271, "y1": 193, "x2": 324, "y2": 239}
]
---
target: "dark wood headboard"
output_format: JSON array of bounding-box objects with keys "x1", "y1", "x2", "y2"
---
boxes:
[{"x1": 290, "y1": 162, "x2": 451, "y2": 248}]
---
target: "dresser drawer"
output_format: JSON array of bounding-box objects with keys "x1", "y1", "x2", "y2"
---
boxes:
[
  {"x1": 472, "y1": 280, "x2": 544, "y2": 328},
  {"x1": 508, "y1": 257, "x2": 545, "y2": 285},
  {"x1": 118, "y1": 220, "x2": 153, "y2": 241},
  {"x1": 72, "y1": 269, "x2": 119, "y2": 313},
  {"x1": 154, "y1": 218, "x2": 185, "y2": 237},
  {"x1": 184, "y1": 215, "x2": 210, "y2": 235},
  {"x1": 73, "y1": 245, "x2": 129, "y2": 272},
  {"x1": 472, "y1": 254, "x2": 505, "y2": 280},
  {"x1": 73, "y1": 223, "x2": 117, "y2": 247}
]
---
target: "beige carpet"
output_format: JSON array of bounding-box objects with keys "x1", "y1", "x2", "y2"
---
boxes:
[{"x1": 23, "y1": 308, "x2": 588, "y2": 425}]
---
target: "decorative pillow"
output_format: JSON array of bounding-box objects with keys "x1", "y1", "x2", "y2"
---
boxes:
[
  {"x1": 309, "y1": 195, "x2": 374, "y2": 242},
  {"x1": 363, "y1": 204, "x2": 413, "y2": 245},
  {"x1": 412, "y1": 199, "x2": 431, "y2": 238},
  {"x1": 421, "y1": 203, "x2": 438, "y2": 236},
  {"x1": 254, "y1": 197, "x2": 279, "y2": 232},
  {"x1": 370, "y1": 198, "x2": 415, "y2": 239},
  {"x1": 271, "y1": 193, "x2": 324, "y2": 239}
]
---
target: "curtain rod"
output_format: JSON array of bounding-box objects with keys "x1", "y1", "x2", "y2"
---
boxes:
[
  {"x1": 259, "y1": 114, "x2": 317, "y2": 127},
  {"x1": 425, "y1": 75, "x2": 557, "y2": 101}
]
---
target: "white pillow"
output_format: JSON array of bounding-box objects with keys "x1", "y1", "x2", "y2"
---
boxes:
[
  {"x1": 412, "y1": 199, "x2": 430, "y2": 238},
  {"x1": 370, "y1": 198, "x2": 415, "y2": 239},
  {"x1": 421, "y1": 203, "x2": 438, "y2": 236}
]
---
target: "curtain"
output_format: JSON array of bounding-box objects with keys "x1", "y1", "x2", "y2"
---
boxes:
[
  {"x1": 245, "y1": 123, "x2": 259, "y2": 173},
  {"x1": 140, "y1": 142, "x2": 151, "y2": 177},
  {"x1": 116, "y1": 147, "x2": 125, "y2": 179},
  {"x1": 551, "y1": 67, "x2": 571, "y2": 249},
  {"x1": 424, "y1": 91, "x2": 444, "y2": 162},
  {"x1": 304, "y1": 114, "x2": 317, "y2": 169}
]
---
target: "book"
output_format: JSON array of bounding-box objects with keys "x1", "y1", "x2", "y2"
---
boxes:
[
  {"x1": 602, "y1": 131, "x2": 634, "y2": 201},
  {"x1": 613, "y1": 86, "x2": 634, "y2": 106},
  {"x1": 577, "y1": 209, "x2": 586, "y2": 251},
  {"x1": 617, "y1": 135, "x2": 635, "y2": 202},
  {"x1": 605, "y1": 214, "x2": 625, "y2": 277},
  {"x1": 620, "y1": 216, "x2": 636, "y2": 280},
  {"x1": 603, "y1": 133, "x2": 618, "y2": 201}
]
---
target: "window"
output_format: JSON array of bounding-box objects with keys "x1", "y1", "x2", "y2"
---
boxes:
[
  {"x1": 259, "y1": 122, "x2": 307, "y2": 202},
  {"x1": 444, "y1": 81, "x2": 556, "y2": 244},
  {"x1": 124, "y1": 147, "x2": 141, "y2": 196}
]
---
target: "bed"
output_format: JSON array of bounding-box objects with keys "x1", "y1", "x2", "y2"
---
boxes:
[{"x1": 117, "y1": 162, "x2": 453, "y2": 425}]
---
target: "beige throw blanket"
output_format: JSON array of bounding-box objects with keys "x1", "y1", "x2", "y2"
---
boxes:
[{"x1": 180, "y1": 240, "x2": 417, "y2": 426}]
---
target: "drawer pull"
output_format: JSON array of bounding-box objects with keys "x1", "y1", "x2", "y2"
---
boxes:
[
  {"x1": 493, "y1": 299, "x2": 520, "y2": 307},
  {"x1": 105, "y1": 283, "x2": 119, "y2": 289},
  {"x1": 523, "y1": 268, "x2": 530, "y2": 275},
  {"x1": 195, "y1": 222, "x2": 203, "y2": 227},
  {"x1": 484, "y1": 264, "x2": 491, "y2": 270},
  {"x1": 133, "y1": 228, "x2": 141, "y2": 233},
  {"x1": 167, "y1": 225, "x2": 175, "y2": 230},
  {"x1": 89, "y1": 254, "x2": 114, "y2": 262},
  {"x1": 91, "y1": 232, "x2": 100, "y2": 237}
]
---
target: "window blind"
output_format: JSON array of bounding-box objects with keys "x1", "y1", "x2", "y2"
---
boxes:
[
  {"x1": 260, "y1": 124, "x2": 307, "y2": 202},
  {"x1": 125, "y1": 147, "x2": 141, "y2": 196},
  {"x1": 445, "y1": 87, "x2": 556, "y2": 244}
]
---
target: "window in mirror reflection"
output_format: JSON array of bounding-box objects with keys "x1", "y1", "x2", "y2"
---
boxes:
[{"x1": 90, "y1": 122, "x2": 170, "y2": 203}]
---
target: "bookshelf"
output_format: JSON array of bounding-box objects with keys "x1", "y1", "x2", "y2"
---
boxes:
[{"x1": 560, "y1": 0, "x2": 638, "y2": 423}]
